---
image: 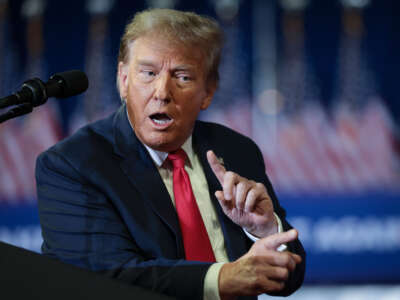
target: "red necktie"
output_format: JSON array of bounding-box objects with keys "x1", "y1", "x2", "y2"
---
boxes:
[{"x1": 167, "y1": 149, "x2": 216, "y2": 262}]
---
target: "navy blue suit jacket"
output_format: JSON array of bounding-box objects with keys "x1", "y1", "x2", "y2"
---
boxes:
[{"x1": 36, "y1": 105, "x2": 305, "y2": 299}]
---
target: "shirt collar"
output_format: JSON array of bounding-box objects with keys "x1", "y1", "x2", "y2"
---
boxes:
[
  {"x1": 126, "y1": 108, "x2": 194, "y2": 167},
  {"x1": 144, "y1": 136, "x2": 194, "y2": 167}
]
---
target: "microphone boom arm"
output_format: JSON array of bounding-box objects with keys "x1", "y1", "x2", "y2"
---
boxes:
[
  {"x1": 0, "y1": 70, "x2": 88, "y2": 124},
  {"x1": 0, "y1": 103, "x2": 33, "y2": 124}
]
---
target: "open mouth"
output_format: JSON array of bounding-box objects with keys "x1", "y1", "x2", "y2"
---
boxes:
[{"x1": 149, "y1": 113, "x2": 173, "y2": 126}]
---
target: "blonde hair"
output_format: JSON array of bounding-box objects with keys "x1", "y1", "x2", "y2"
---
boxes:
[{"x1": 117, "y1": 8, "x2": 223, "y2": 94}]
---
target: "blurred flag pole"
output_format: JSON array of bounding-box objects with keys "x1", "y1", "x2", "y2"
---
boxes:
[
  {"x1": 0, "y1": 1, "x2": 7, "y2": 93},
  {"x1": 69, "y1": 0, "x2": 116, "y2": 134},
  {"x1": 0, "y1": 0, "x2": 32, "y2": 203},
  {"x1": 145, "y1": 0, "x2": 177, "y2": 8},
  {"x1": 18, "y1": 0, "x2": 62, "y2": 202},
  {"x1": 251, "y1": 0, "x2": 278, "y2": 151},
  {"x1": 0, "y1": 0, "x2": 19, "y2": 96},
  {"x1": 202, "y1": 0, "x2": 252, "y2": 137}
]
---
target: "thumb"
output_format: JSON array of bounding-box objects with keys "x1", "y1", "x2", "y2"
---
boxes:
[{"x1": 261, "y1": 229, "x2": 298, "y2": 250}]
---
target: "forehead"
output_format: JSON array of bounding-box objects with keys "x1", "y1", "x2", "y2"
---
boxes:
[{"x1": 128, "y1": 34, "x2": 205, "y2": 68}]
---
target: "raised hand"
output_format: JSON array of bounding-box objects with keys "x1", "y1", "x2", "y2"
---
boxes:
[{"x1": 207, "y1": 150, "x2": 277, "y2": 238}]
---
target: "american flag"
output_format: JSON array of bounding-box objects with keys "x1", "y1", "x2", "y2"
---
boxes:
[
  {"x1": 252, "y1": 6, "x2": 400, "y2": 195},
  {"x1": 0, "y1": 0, "x2": 62, "y2": 204}
]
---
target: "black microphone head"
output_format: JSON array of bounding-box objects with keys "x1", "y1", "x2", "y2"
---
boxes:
[{"x1": 48, "y1": 70, "x2": 89, "y2": 99}]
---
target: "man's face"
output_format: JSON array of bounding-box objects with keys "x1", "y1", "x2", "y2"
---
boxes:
[{"x1": 118, "y1": 34, "x2": 215, "y2": 152}]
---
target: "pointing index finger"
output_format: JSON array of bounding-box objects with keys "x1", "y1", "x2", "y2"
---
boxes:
[{"x1": 207, "y1": 150, "x2": 226, "y2": 185}]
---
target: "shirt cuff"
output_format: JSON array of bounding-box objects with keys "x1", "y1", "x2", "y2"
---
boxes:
[
  {"x1": 203, "y1": 262, "x2": 225, "y2": 300},
  {"x1": 242, "y1": 213, "x2": 287, "y2": 251}
]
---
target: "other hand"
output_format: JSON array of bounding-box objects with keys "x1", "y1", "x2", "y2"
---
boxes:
[{"x1": 218, "y1": 229, "x2": 302, "y2": 300}]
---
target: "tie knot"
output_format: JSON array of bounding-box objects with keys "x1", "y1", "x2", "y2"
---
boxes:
[{"x1": 167, "y1": 148, "x2": 187, "y2": 169}]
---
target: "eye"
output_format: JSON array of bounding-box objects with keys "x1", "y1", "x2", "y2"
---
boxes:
[
  {"x1": 143, "y1": 70, "x2": 156, "y2": 77},
  {"x1": 176, "y1": 73, "x2": 192, "y2": 82},
  {"x1": 138, "y1": 69, "x2": 157, "y2": 82}
]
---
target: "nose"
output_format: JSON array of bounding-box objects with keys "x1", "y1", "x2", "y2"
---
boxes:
[{"x1": 154, "y1": 72, "x2": 171, "y2": 102}]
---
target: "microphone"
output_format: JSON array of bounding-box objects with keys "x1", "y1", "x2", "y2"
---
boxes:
[{"x1": 0, "y1": 70, "x2": 89, "y2": 109}]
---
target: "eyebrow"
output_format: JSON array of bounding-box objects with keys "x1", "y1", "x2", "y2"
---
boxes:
[
  {"x1": 136, "y1": 60, "x2": 158, "y2": 67},
  {"x1": 136, "y1": 60, "x2": 195, "y2": 72},
  {"x1": 173, "y1": 64, "x2": 195, "y2": 72}
]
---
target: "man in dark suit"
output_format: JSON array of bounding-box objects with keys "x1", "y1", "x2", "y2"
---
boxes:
[{"x1": 36, "y1": 8, "x2": 305, "y2": 300}]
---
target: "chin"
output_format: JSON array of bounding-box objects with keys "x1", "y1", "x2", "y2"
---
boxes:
[
  {"x1": 143, "y1": 137, "x2": 180, "y2": 152},
  {"x1": 154, "y1": 142, "x2": 182, "y2": 153},
  {"x1": 139, "y1": 129, "x2": 188, "y2": 152}
]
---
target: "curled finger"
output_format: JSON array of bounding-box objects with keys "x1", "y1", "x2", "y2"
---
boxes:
[
  {"x1": 223, "y1": 171, "x2": 239, "y2": 201},
  {"x1": 264, "y1": 266, "x2": 289, "y2": 282},
  {"x1": 215, "y1": 190, "x2": 233, "y2": 212},
  {"x1": 235, "y1": 181, "x2": 251, "y2": 210},
  {"x1": 244, "y1": 187, "x2": 262, "y2": 213}
]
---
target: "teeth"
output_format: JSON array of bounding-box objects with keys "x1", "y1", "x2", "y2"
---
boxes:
[
  {"x1": 151, "y1": 113, "x2": 172, "y2": 125},
  {"x1": 152, "y1": 118, "x2": 171, "y2": 125}
]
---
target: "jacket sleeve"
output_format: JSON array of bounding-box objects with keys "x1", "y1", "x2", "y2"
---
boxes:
[{"x1": 36, "y1": 150, "x2": 211, "y2": 300}]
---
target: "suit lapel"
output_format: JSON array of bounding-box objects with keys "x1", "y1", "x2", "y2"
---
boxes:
[
  {"x1": 110, "y1": 109, "x2": 250, "y2": 260},
  {"x1": 193, "y1": 122, "x2": 251, "y2": 261},
  {"x1": 112, "y1": 105, "x2": 184, "y2": 257}
]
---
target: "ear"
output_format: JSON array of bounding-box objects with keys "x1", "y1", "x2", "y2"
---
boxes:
[
  {"x1": 118, "y1": 61, "x2": 129, "y2": 99},
  {"x1": 200, "y1": 81, "x2": 216, "y2": 110}
]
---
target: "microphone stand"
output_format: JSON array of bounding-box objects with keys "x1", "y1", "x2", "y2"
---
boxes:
[
  {"x1": 0, "y1": 70, "x2": 88, "y2": 124},
  {"x1": 0, "y1": 77, "x2": 46, "y2": 124},
  {"x1": 0, "y1": 103, "x2": 33, "y2": 124}
]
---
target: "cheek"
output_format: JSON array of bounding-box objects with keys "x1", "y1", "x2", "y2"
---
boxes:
[
  {"x1": 181, "y1": 90, "x2": 209, "y2": 115},
  {"x1": 177, "y1": 103, "x2": 202, "y2": 125},
  {"x1": 129, "y1": 79, "x2": 154, "y2": 100},
  {"x1": 126, "y1": 91, "x2": 146, "y2": 121}
]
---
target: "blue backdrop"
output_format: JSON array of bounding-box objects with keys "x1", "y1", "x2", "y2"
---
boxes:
[{"x1": 0, "y1": 0, "x2": 399, "y2": 285}]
